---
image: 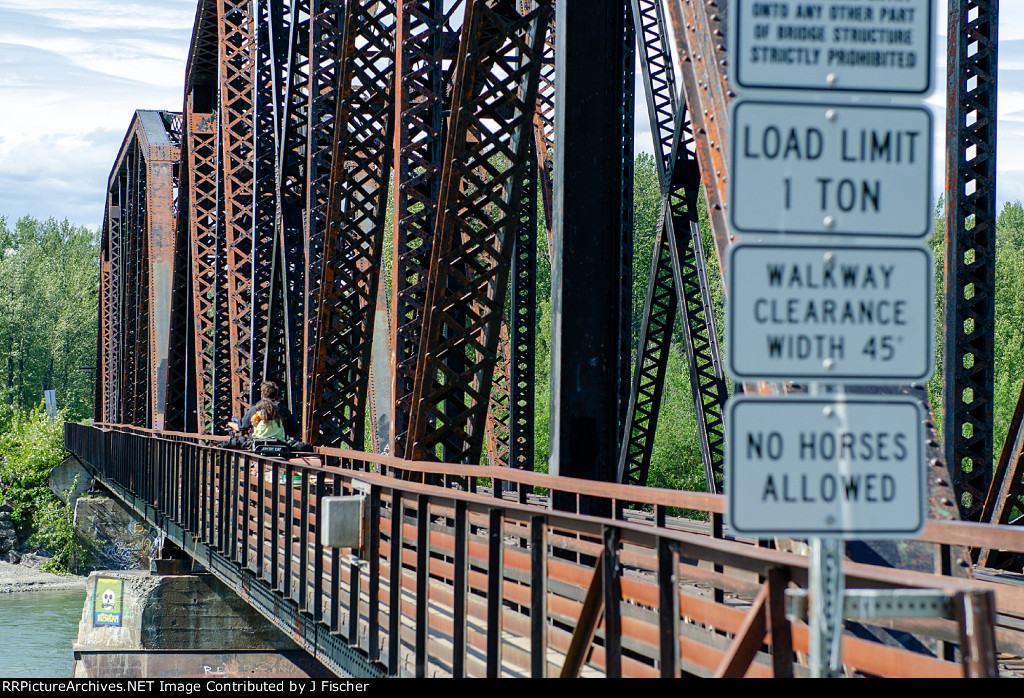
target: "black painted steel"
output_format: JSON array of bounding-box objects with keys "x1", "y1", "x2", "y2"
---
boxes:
[
  {"x1": 550, "y1": 0, "x2": 626, "y2": 511},
  {"x1": 453, "y1": 499, "x2": 468, "y2": 678},
  {"x1": 510, "y1": 144, "x2": 538, "y2": 481},
  {"x1": 415, "y1": 494, "x2": 428, "y2": 677},
  {"x1": 603, "y1": 525, "x2": 622, "y2": 678},
  {"x1": 368, "y1": 485, "x2": 382, "y2": 662},
  {"x1": 658, "y1": 536, "x2": 677, "y2": 678},
  {"x1": 387, "y1": 490, "x2": 401, "y2": 677},
  {"x1": 487, "y1": 508, "x2": 503, "y2": 677},
  {"x1": 944, "y1": 0, "x2": 999, "y2": 521},
  {"x1": 530, "y1": 514, "x2": 546, "y2": 678}
]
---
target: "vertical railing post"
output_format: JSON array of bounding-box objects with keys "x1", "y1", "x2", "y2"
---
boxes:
[
  {"x1": 658, "y1": 536, "x2": 679, "y2": 678},
  {"x1": 299, "y1": 468, "x2": 309, "y2": 610},
  {"x1": 453, "y1": 500, "x2": 468, "y2": 677},
  {"x1": 313, "y1": 471, "x2": 325, "y2": 622},
  {"x1": 530, "y1": 514, "x2": 547, "y2": 678},
  {"x1": 368, "y1": 485, "x2": 382, "y2": 663},
  {"x1": 603, "y1": 525, "x2": 622, "y2": 678},
  {"x1": 388, "y1": 490, "x2": 402, "y2": 677},
  {"x1": 487, "y1": 508, "x2": 504, "y2": 678},
  {"x1": 415, "y1": 494, "x2": 429, "y2": 678},
  {"x1": 954, "y1": 590, "x2": 999, "y2": 677}
]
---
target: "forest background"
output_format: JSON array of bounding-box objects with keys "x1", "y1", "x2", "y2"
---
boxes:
[{"x1": 2, "y1": 154, "x2": 1024, "y2": 570}]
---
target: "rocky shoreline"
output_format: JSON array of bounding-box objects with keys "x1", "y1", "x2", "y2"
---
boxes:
[
  {"x1": 0, "y1": 554, "x2": 88, "y2": 593},
  {"x1": 0, "y1": 500, "x2": 85, "y2": 592}
]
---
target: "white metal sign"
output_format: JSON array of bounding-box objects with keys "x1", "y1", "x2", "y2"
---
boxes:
[
  {"x1": 727, "y1": 396, "x2": 925, "y2": 538},
  {"x1": 730, "y1": 100, "x2": 932, "y2": 238},
  {"x1": 729, "y1": 0, "x2": 934, "y2": 94},
  {"x1": 727, "y1": 243, "x2": 933, "y2": 382}
]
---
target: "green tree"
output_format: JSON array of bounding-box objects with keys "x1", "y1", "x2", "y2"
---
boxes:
[
  {"x1": 0, "y1": 405, "x2": 85, "y2": 573},
  {"x1": 0, "y1": 216, "x2": 99, "y2": 420}
]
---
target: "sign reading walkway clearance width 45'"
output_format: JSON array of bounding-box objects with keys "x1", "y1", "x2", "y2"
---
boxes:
[
  {"x1": 730, "y1": 101, "x2": 932, "y2": 237},
  {"x1": 727, "y1": 243, "x2": 933, "y2": 382}
]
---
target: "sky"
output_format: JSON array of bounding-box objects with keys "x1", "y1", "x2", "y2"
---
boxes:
[{"x1": 0, "y1": 1, "x2": 1023, "y2": 230}]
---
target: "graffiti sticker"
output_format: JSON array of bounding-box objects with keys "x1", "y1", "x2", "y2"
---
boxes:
[{"x1": 93, "y1": 577, "x2": 124, "y2": 627}]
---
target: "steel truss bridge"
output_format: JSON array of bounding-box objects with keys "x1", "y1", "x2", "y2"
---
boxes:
[{"x1": 66, "y1": 0, "x2": 1024, "y2": 678}]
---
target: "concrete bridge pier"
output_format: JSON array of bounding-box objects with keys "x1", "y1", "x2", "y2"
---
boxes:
[{"x1": 72, "y1": 570, "x2": 333, "y2": 678}]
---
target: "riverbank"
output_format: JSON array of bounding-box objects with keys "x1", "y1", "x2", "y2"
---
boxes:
[{"x1": 0, "y1": 555, "x2": 88, "y2": 593}]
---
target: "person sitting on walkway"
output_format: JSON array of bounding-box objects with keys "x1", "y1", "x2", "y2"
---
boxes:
[{"x1": 227, "y1": 380, "x2": 300, "y2": 442}]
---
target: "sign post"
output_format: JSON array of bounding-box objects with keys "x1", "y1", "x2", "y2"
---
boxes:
[{"x1": 725, "y1": 0, "x2": 937, "y2": 676}]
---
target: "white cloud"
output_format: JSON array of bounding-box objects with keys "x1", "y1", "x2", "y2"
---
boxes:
[
  {"x1": 2, "y1": 1, "x2": 1024, "y2": 228},
  {"x1": 0, "y1": 1, "x2": 194, "y2": 228}
]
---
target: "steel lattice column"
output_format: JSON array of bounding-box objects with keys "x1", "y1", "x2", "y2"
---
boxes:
[
  {"x1": 250, "y1": 0, "x2": 286, "y2": 404},
  {"x1": 183, "y1": 0, "x2": 224, "y2": 433},
  {"x1": 510, "y1": 144, "x2": 538, "y2": 474},
  {"x1": 102, "y1": 178, "x2": 122, "y2": 422},
  {"x1": 309, "y1": 0, "x2": 397, "y2": 449},
  {"x1": 299, "y1": 1, "x2": 345, "y2": 437},
  {"x1": 405, "y1": 0, "x2": 551, "y2": 464},
  {"x1": 944, "y1": 0, "x2": 999, "y2": 521},
  {"x1": 389, "y1": 0, "x2": 457, "y2": 457},
  {"x1": 269, "y1": 0, "x2": 313, "y2": 415},
  {"x1": 218, "y1": 0, "x2": 257, "y2": 420}
]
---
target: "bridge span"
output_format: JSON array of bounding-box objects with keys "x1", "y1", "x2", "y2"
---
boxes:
[
  {"x1": 70, "y1": 0, "x2": 1024, "y2": 679},
  {"x1": 65, "y1": 422, "x2": 1024, "y2": 678}
]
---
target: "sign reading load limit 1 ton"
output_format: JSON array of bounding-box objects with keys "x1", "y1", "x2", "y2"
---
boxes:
[{"x1": 730, "y1": 101, "x2": 932, "y2": 237}]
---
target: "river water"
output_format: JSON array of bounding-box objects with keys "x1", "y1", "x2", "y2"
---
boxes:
[{"x1": 0, "y1": 590, "x2": 86, "y2": 677}]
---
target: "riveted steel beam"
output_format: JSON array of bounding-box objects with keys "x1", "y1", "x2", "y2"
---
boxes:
[
  {"x1": 944, "y1": 0, "x2": 999, "y2": 521},
  {"x1": 405, "y1": 0, "x2": 551, "y2": 464},
  {"x1": 309, "y1": 0, "x2": 397, "y2": 448},
  {"x1": 389, "y1": 0, "x2": 462, "y2": 457}
]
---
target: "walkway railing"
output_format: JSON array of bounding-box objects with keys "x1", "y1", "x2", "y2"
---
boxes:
[{"x1": 66, "y1": 422, "x2": 1024, "y2": 677}]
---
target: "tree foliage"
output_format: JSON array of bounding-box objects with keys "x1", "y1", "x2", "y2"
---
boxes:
[
  {"x1": 0, "y1": 405, "x2": 84, "y2": 573},
  {"x1": 0, "y1": 216, "x2": 99, "y2": 420}
]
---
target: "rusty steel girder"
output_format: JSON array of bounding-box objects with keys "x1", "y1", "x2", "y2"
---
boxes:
[
  {"x1": 218, "y1": 0, "x2": 257, "y2": 422},
  {"x1": 405, "y1": 0, "x2": 551, "y2": 464},
  {"x1": 300, "y1": 1, "x2": 346, "y2": 435},
  {"x1": 665, "y1": 0, "x2": 732, "y2": 270},
  {"x1": 531, "y1": 4, "x2": 555, "y2": 259},
  {"x1": 389, "y1": 0, "x2": 462, "y2": 458},
  {"x1": 250, "y1": 0, "x2": 285, "y2": 407},
  {"x1": 308, "y1": 0, "x2": 397, "y2": 449},
  {"x1": 269, "y1": 0, "x2": 315, "y2": 416},
  {"x1": 99, "y1": 111, "x2": 181, "y2": 429},
  {"x1": 183, "y1": 0, "x2": 223, "y2": 433}
]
